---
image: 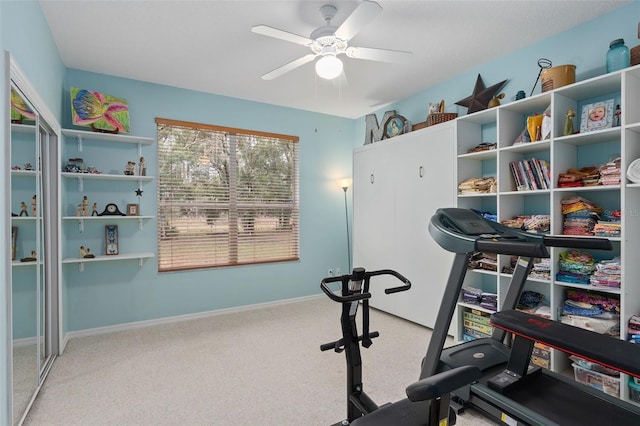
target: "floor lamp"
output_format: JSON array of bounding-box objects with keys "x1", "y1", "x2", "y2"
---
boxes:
[{"x1": 338, "y1": 178, "x2": 352, "y2": 273}]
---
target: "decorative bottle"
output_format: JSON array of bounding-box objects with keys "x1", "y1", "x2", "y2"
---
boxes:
[{"x1": 606, "y1": 39, "x2": 630, "y2": 73}]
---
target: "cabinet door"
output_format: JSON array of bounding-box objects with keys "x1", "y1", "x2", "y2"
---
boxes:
[
  {"x1": 393, "y1": 124, "x2": 456, "y2": 328},
  {"x1": 352, "y1": 142, "x2": 397, "y2": 314}
]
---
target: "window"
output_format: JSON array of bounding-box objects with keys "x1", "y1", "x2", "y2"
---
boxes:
[{"x1": 156, "y1": 118, "x2": 299, "y2": 272}]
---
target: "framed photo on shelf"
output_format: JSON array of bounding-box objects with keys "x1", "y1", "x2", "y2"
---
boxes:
[
  {"x1": 580, "y1": 99, "x2": 614, "y2": 133},
  {"x1": 11, "y1": 227, "x2": 17, "y2": 261},
  {"x1": 105, "y1": 224, "x2": 119, "y2": 256},
  {"x1": 127, "y1": 203, "x2": 139, "y2": 216}
]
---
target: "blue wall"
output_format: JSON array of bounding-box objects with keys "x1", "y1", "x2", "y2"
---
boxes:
[{"x1": 60, "y1": 71, "x2": 355, "y2": 331}]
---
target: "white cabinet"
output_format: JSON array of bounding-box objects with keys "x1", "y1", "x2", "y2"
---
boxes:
[
  {"x1": 454, "y1": 64, "x2": 640, "y2": 403},
  {"x1": 60, "y1": 129, "x2": 155, "y2": 270},
  {"x1": 353, "y1": 122, "x2": 456, "y2": 328}
]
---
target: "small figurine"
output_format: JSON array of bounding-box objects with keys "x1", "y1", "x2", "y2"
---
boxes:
[
  {"x1": 125, "y1": 161, "x2": 136, "y2": 176},
  {"x1": 31, "y1": 195, "x2": 37, "y2": 217},
  {"x1": 614, "y1": 104, "x2": 621, "y2": 127},
  {"x1": 488, "y1": 93, "x2": 505, "y2": 108},
  {"x1": 21, "y1": 250, "x2": 37, "y2": 262},
  {"x1": 92, "y1": 203, "x2": 98, "y2": 216},
  {"x1": 564, "y1": 108, "x2": 576, "y2": 136},
  {"x1": 19, "y1": 201, "x2": 28, "y2": 216},
  {"x1": 139, "y1": 157, "x2": 146, "y2": 176},
  {"x1": 82, "y1": 196, "x2": 89, "y2": 216},
  {"x1": 80, "y1": 246, "x2": 95, "y2": 258},
  {"x1": 76, "y1": 204, "x2": 83, "y2": 217}
]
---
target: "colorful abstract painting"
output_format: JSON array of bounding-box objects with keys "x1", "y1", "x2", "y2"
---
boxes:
[
  {"x1": 11, "y1": 87, "x2": 35, "y2": 122},
  {"x1": 70, "y1": 87, "x2": 130, "y2": 133}
]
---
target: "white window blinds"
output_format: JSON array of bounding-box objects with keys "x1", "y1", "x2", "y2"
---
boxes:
[{"x1": 156, "y1": 118, "x2": 299, "y2": 272}]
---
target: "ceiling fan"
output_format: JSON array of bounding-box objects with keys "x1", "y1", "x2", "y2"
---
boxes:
[{"x1": 251, "y1": 0, "x2": 412, "y2": 80}]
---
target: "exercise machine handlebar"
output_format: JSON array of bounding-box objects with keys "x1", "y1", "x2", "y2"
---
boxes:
[{"x1": 320, "y1": 268, "x2": 411, "y2": 303}]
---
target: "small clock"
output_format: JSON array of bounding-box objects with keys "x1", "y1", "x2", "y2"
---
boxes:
[{"x1": 98, "y1": 203, "x2": 126, "y2": 216}]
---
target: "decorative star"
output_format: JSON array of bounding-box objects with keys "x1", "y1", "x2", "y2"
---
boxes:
[
  {"x1": 456, "y1": 74, "x2": 508, "y2": 114},
  {"x1": 135, "y1": 188, "x2": 144, "y2": 197}
]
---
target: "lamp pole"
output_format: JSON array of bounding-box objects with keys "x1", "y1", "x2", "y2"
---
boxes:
[
  {"x1": 337, "y1": 177, "x2": 353, "y2": 273},
  {"x1": 341, "y1": 184, "x2": 351, "y2": 273}
]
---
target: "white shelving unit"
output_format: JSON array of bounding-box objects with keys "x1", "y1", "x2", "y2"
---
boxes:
[
  {"x1": 454, "y1": 64, "x2": 640, "y2": 403},
  {"x1": 61, "y1": 128, "x2": 155, "y2": 270}
]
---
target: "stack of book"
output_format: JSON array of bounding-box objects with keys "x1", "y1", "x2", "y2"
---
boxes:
[
  {"x1": 462, "y1": 308, "x2": 493, "y2": 342},
  {"x1": 509, "y1": 158, "x2": 551, "y2": 191}
]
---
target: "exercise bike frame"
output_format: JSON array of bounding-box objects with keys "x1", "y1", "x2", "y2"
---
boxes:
[{"x1": 320, "y1": 268, "x2": 411, "y2": 424}]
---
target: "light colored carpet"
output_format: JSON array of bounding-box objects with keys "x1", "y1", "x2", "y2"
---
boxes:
[{"x1": 24, "y1": 296, "x2": 497, "y2": 425}]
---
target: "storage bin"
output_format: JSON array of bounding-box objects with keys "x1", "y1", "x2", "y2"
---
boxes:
[
  {"x1": 629, "y1": 379, "x2": 640, "y2": 402},
  {"x1": 572, "y1": 363, "x2": 620, "y2": 397}
]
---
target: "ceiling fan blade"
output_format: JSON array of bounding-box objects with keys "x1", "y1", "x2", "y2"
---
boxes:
[
  {"x1": 251, "y1": 25, "x2": 312, "y2": 46},
  {"x1": 261, "y1": 54, "x2": 317, "y2": 80},
  {"x1": 334, "y1": 0, "x2": 382, "y2": 41},
  {"x1": 346, "y1": 46, "x2": 413, "y2": 63}
]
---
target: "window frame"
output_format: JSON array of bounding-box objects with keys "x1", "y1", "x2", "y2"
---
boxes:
[{"x1": 155, "y1": 117, "x2": 300, "y2": 272}]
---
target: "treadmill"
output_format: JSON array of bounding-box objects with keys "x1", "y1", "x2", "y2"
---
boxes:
[{"x1": 424, "y1": 208, "x2": 640, "y2": 425}]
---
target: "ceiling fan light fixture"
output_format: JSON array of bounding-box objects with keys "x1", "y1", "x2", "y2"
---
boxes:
[{"x1": 315, "y1": 54, "x2": 343, "y2": 80}]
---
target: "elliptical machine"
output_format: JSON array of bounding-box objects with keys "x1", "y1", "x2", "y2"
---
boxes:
[{"x1": 321, "y1": 267, "x2": 481, "y2": 425}]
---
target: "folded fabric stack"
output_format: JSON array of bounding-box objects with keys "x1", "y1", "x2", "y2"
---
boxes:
[
  {"x1": 561, "y1": 196, "x2": 603, "y2": 236},
  {"x1": 599, "y1": 156, "x2": 621, "y2": 185},
  {"x1": 458, "y1": 177, "x2": 496, "y2": 194},
  {"x1": 593, "y1": 209, "x2": 621, "y2": 237},
  {"x1": 468, "y1": 251, "x2": 497, "y2": 271},
  {"x1": 501, "y1": 215, "x2": 550, "y2": 233},
  {"x1": 556, "y1": 250, "x2": 596, "y2": 284},
  {"x1": 561, "y1": 288, "x2": 620, "y2": 337},
  {"x1": 589, "y1": 257, "x2": 621, "y2": 288},
  {"x1": 557, "y1": 166, "x2": 600, "y2": 187},
  {"x1": 462, "y1": 287, "x2": 482, "y2": 304},
  {"x1": 467, "y1": 142, "x2": 497, "y2": 153},
  {"x1": 629, "y1": 314, "x2": 640, "y2": 343},
  {"x1": 480, "y1": 292, "x2": 498, "y2": 311},
  {"x1": 471, "y1": 209, "x2": 497, "y2": 222},
  {"x1": 501, "y1": 256, "x2": 550, "y2": 280},
  {"x1": 530, "y1": 258, "x2": 551, "y2": 280},
  {"x1": 517, "y1": 290, "x2": 545, "y2": 311}
]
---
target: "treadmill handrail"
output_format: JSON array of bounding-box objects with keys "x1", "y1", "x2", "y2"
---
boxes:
[
  {"x1": 491, "y1": 310, "x2": 640, "y2": 379},
  {"x1": 430, "y1": 208, "x2": 613, "y2": 255}
]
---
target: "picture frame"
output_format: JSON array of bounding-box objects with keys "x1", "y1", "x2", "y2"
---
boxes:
[
  {"x1": 580, "y1": 99, "x2": 614, "y2": 133},
  {"x1": 127, "y1": 203, "x2": 139, "y2": 216},
  {"x1": 383, "y1": 114, "x2": 407, "y2": 138},
  {"x1": 11, "y1": 227, "x2": 17, "y2": 261},
  {"x1": 105, "y1": 224, "x2": 119, "y2": 255}
]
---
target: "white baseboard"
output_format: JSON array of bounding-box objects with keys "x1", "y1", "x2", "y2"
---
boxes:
[{"x1": 63, "y1": 294, "x2": 324, "y2": 343}]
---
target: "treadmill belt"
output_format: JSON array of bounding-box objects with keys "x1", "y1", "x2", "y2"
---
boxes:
[{"x1": 505, "y1": 373, "x2": 639, "y2": 425}]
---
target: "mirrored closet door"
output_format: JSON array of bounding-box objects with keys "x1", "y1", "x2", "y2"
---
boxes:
[{"x1": 8, "y1": 54, "x2": 60, "y2": 426}]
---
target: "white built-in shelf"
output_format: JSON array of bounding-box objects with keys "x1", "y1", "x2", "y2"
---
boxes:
[
  {"x1": 62, "y1": 128, "x2": 153, "y2": 157},
  {"x1": 458, "y1": 302, "x2": 495, "y2": 315},
  {"x1": 62, "y1": 252, "x2": 155, "y2": 271},
  {"x1": 503, "y1": 140, "x2": 551, "y2": 154},
  {"x1": 62, "y1": 128, "x2": 153, "y2": 145},
  {"x1": 10, "y1": 123, "x2": 36, "y2": 134},
  {"x1": 10, "y1": 169, "x2": 37, "y2": 177},
  {"x1": 61, "y1": 172, "x2": 153, "y2": 192},
  {"x1": 11, "y1": 260, "x2": 41, "y2": 267},
  {"x1": 61, "y1": 172, "x2": 154, "y2": 181},
  {"x1": 63, "y1": 215, "x2": 154, "y2": 232}
]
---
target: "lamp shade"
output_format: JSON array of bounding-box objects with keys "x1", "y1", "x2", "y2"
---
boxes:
[
  {"x1": 337, "y1": 178, "x2": 352, "y2": 190},
  {"x1": 316, "y1": 55, "x2": 343, "y2": 80}
]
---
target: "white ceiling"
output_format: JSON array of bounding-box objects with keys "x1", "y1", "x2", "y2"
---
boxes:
[{"x1": 40, "y1": 0, "x2": 628, "y2": 119}]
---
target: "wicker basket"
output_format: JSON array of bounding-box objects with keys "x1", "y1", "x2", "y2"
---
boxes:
[
  {"x1": 631, "y1": 45, "x2": 640, "y2": 67},
  {"x1": 426, "y1": 112, "x2": 458, "y2": 127}
]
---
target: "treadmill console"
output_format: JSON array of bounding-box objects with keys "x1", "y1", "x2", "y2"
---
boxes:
[{"x1": 439, "y1": 208, "x2": 496, "y2": 236}]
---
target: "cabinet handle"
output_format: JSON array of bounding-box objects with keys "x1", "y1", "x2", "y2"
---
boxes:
[
  {"x1": 370, "y1": 174, "x2": 374, "y2": 184},
  {"x1": 419, "y1": 166, "x2": 424, "y2": 178}
]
